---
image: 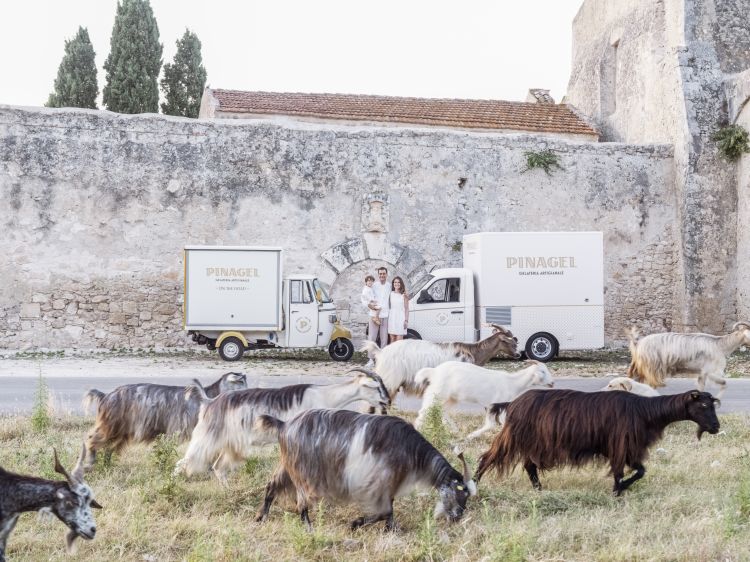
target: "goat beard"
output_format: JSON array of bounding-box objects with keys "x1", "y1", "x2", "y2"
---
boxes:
[{"x1": 65, "y1": 530, "x2": 79, "y2": 554}]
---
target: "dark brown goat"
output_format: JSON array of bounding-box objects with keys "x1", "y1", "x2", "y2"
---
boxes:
[{"x1": 475, "y1": 389, "x2": 720, "y2": 495}]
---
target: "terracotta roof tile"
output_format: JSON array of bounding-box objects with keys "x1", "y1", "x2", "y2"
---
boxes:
[{"x1": 207, "y1": 89, "x2": 598, "y2": 137}]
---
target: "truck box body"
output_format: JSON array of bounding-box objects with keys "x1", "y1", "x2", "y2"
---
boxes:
[
  {"x1": 184, "y1": 246, "x2": 283, "y2": 331},
  {"x1": 462, "y1": 232, "x2": 604, "y2": 350}
]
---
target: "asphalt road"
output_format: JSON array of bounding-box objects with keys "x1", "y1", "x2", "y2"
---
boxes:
[{"x1": 1, "y1": 372, "x2": 749, "y2": 416}]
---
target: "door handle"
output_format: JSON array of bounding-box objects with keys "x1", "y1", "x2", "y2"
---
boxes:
[
  {"x1": 451, "y1": 311, "x2": 464, "y2": 314},
  {"x1": 291, "y1": 311, "x2": 298, "y2": 314}
]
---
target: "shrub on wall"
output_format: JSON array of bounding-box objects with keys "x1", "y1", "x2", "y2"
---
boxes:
[
  {"x1": 522, "y1": 149, "x2": 563, "y2": 175},
  {"x1": 712, "y1": 124, "x2": 750, "y2": 162}
]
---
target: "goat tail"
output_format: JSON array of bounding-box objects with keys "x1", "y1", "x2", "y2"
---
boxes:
[
  {"x1": 185, "y1": 379, "x2": 211, "y2": 404},
  {"x1": 626, "y1": 326, "x2": 640, "y2": 355},
  {"x1": 488, "y1": 402, "x2": 511, "y2": 425},
  {"x1": 413, "y1": 367, "x2": 434, "y2": 394},
  {"x1": 82, "y1": 389, "x2": 105, "y2": 415},
  {"x1": 254, "y1": 415, "x2": 285, "y2": 441},
  {"x1": 474, "y1": 425, "x2": 514, "y2": 482}
]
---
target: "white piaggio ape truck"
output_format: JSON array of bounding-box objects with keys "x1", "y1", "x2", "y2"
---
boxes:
[
  {"x1": 406, "y1": 232, "x2": 604, "y2": 361},
  {"x1": 183, "y1": 246, "x2": 354, "y2": 362}
]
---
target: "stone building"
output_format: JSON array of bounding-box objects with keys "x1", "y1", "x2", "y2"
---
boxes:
[{"x1": 0, "y1": 0, "x2": 748, "y2": 351}]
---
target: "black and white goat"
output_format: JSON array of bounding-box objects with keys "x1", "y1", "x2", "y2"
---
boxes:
[
  {"x1": 254, "y1": 409, "x2": 477, "y2": 530},
  {"x1": 0, "y1": 446, "x2": 101, "y2": 562},
  {"x1": 175, "y1": 369, "x2": 390, "y2": 484},
  {"x1": 82, "y1": 372, "x2": 247, "y2": 470},
  {"x1": 360, "y1": 323, "x2": 519, "y2": 404}
]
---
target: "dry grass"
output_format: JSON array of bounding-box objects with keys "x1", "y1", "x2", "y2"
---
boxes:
[{"x1": 1, "y1": 410, "x2": 749, "y2": 561}]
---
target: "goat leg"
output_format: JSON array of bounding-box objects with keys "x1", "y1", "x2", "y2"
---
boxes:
[
  {"x1": 351, "y1": 501, "x2": 395, "y2": 531},
  {"x1": 523, "y1": 459, "x2": 542, "y2": 491},
  {"x1": 255, "y1": 468, "x2": 293, "y2": 523},
  {"x1": 0, "y1": 513, "x2": 19, "y2": 562},
  {"x1": 299, "y1": 507, "x2": 312, "y2": 532},
  {"x1": 618, "y1": 463, "x2": 646, "y2": 493}
]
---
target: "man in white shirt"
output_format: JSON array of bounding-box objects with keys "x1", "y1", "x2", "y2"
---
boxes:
[{"x1": 365, "y1": 266, "x2": 391, "y2": 367}]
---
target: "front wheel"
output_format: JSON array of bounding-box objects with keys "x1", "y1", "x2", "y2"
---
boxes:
[
  {"x1": 218, "y1": 337, "x2": 245, "y2": 362},
  {"x1": 524, "y1": 332, "x2": 558, "y2": 362},
  {"x1": 329, "y1": 338, "x2": 354, "y2": 361}
]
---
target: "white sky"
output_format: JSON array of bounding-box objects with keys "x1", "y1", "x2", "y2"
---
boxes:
[{"x1": 0, "y1": 0, "x2": 583, "y2": 108}]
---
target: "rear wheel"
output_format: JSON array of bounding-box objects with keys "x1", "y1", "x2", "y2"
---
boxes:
[
  {"x1": 218, "y1": 337, "x2": 244, "y2": 362},
  {"x1": 329, "y1": 338, "x2": 354, "y2": 361},
  {"x1": 406, "y1": 329, "x2": 422, "y2": 340},
  {"x1": 524, "y1": 333, "x2": 558, "y2": 362}
]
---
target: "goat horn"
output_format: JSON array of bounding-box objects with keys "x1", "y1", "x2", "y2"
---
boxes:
[
  {"x1": 53, "y1": 447, "x2": 74, "y2": 484},
  {"x1": 454, "y1": 447, "x2": 471, "y2": 483},
  {"x1": 732, "y1": 321, "x2": 750, "y2": 332},
  {"x1": 347, "y1": 368, "x2": 391, "y2": 405},
  {"x1": 70, "y1": 442, "x2": 87, "y2": 484}
]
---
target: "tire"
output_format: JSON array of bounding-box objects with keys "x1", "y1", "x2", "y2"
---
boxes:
[
  {"x1": 406, "y1": 329, "x2": 422, "y2": 340},
  {"x1": 329, "y1": 338, "x2": 354, "y2": 361},
  {"x1": 524, "y1": 332, "x2": 558, "y2": 362},
  {"x1": 218, "y1": 337, "x2": 244, "y2": 362},
  {"x1": 206, "y1": 340, "x2": 216, "y2": 351}
]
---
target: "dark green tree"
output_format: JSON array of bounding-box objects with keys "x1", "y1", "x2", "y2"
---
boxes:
[
  {"x1": 160, "y1": 29, "x2": 208, "y2": 118},
  {"x1": 103, "y1": 0, "x2": 163, "y2": 113},
  {"x1": 45, "y1": 27, "x2": 98, "y2": 109}
]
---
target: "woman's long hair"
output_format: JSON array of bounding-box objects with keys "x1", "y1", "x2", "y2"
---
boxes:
[{"x1": 391, "y1": 276, "x2": 407, "y2": 296}]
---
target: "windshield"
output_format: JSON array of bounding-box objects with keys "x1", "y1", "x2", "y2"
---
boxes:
[
  {"x1": 313, "y1": 279, "x2": 333, "y2": 303},
  {"x1": 409, "y1": 274, "x2": 434, "y2": 298}
]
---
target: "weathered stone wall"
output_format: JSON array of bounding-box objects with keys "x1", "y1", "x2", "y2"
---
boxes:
[
  {"x1": 568, "y1": 0, "x2": 745, "y2": 332},
  {"x1": 733, "y1": 84, "x2": 750, "y2": 321},
  {"x1": 0, "y1": 106, "x2": 675, "y2": 350}
]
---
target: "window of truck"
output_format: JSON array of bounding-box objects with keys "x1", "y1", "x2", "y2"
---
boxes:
[
  {"x1": 312, "y1": 279, "x2": 332, "y2": 303},
  {"x1": 291, "y1": 280, "x2": 313, "y2": 304}
]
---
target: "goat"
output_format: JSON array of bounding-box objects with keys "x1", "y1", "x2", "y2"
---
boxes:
[
  {"x1": 174, "y1": 369, "x2": 390, "y2": 484},
  {"x1": 626, "y1": 322, "x2": 750, "y2": 401},
  {"x1": 413, "y1": 360, "x2": 555, "y2": 438},
  {"x1": 360, "y1": 323, "x2": 519, "y2": 404},
  {"x1": 254, "y1": 409, "x2": 476, "y2": 530},
  {"x1": 82, "y1": 372, "x2": 247, "y2": 470},
  {"x1": 475, "y1": 389, "x2": 720, "y2": 496},
  {"x1": 602, "y1": 376, "x2": 659, "y2": 396},
  {"x1": 0, "y1": 446, "x2": 101, "y2": 562}
]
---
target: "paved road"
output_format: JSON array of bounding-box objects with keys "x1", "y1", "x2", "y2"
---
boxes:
[{"x1": 2, "y1": 373, "x2": 749, "y2": 416}]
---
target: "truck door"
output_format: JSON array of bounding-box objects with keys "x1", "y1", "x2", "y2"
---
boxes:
[
  {"x1": 410, "y1": 277, "x2": 466, "y2": 342},
  {"x1": 287, "y1": 279, "x2": 319, "y2": 348}
]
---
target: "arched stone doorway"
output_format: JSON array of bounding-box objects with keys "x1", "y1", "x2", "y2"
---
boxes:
[{"x1": 320, "y1": 235, "x2": 431, "y2": 342}]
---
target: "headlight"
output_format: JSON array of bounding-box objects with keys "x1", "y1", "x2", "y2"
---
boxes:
[{"x1": 329, "y1": 314, "x2": 338, "y2": 324}]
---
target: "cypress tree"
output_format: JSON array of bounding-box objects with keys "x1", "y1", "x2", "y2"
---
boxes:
[
  {"x1": 161, "y1": 29, "x2": 208, "y2": 118},
  {"x1": 45, "y1": 27, "x2": 98, "y2": 109},
  {"x1": 103, "y1": 0, "x2": 163, "y2": 113}
]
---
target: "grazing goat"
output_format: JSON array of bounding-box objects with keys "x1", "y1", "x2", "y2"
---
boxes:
[
  {"x1": 602, "y1": 376, "x2": 659, "y2": 397},
  {"x1": 413, "y1": 360, "x2": 554, "y2": 438},
  {"x1": 175, "y1": 369, "x2": 390, "y2": 483},
  {"x1": 0, "y1": 446, "x2": 101, "y2": 562},
  {"x1": 82, "y1": 372, "x2": 247, "y2": 470},
  {"x1": 626, "y1": 322, "x2": 750, "y2": 401},
  {"x1": 475, "y1": 389, "x2": 720, "y2": 496},
  {"x1": 254, "y1": 409, "x2": 476, "y2": 530},
  {"x1": 360, "y1": 323, "x2": 519, "y2": 404}
]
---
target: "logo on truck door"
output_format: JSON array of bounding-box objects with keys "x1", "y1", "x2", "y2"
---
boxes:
[{"x1": 296, "y1": 316, "x2": 312, "y2": 333}]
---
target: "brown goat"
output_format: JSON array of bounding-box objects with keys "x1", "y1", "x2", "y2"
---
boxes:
[{"x1": 475, "y1": 389, "x2": 720, "y2": 496}]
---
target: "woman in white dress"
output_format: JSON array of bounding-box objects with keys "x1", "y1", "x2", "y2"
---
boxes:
[{"x1": 388, "y1": 276, "x2": 409, "y2": 343}]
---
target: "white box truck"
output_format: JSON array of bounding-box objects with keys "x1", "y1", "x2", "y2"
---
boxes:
[
  {"x1": 407, "y1": 232, "x2": 604, "y2": 361},
  {"x1": 183, "y1": 246, "x2": 354, "y2": 362}
]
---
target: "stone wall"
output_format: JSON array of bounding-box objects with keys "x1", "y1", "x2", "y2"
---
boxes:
[
  {"x1": 568, "y1": 0, "x2": 747, "y2": 332},
  {"x1": 0, "y1": 106, "x2": 675, "y2": 350}
]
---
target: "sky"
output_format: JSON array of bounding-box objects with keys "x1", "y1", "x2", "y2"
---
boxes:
[{"x1": 0, "y1": 0, "x2": 584, "y2": 108}]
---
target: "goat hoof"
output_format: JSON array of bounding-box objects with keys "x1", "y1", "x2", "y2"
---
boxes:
[{"x1": 350, "y1": 518, "x2": 365, "y2": 530}]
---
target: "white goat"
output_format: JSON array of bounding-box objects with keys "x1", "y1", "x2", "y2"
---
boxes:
[
  {"x1": 602, "y1": 376, "x2": 660, "y2": 397},
  {"x1": 413, "y1": 360, "x2": 555, "y2": 439},
  {"x1": 360, "y1": 324, "x2": 519, "y2": 404},
  {"x1": 626, "y1": 321, "x2": 750, "y2": 401},
  {"x1": 174, "y1": 370, "x2": 389, "y2": 484}
]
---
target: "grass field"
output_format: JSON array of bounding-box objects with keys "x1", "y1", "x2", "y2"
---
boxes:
[{"x1": 1, "y1": 408, "x2": 749, "y2": 562}]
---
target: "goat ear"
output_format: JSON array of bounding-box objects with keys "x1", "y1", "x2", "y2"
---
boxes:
[
  {"x1": 712, "y1": 397, "x2": 721, "y2": 408},
  {"x1": 90, "y1": 499, "x2": 103, "y2": 509},
  {"x1": 226, "y1": 373, "x2": 245, "y2": 382},
  {"x1": 622, "y1": 380, "x2": 632, "y2": 391}
]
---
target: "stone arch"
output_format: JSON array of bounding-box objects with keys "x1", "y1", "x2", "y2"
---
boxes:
[{"x1": 319, "y1": 236, "x2": 431, "y2": 340}]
